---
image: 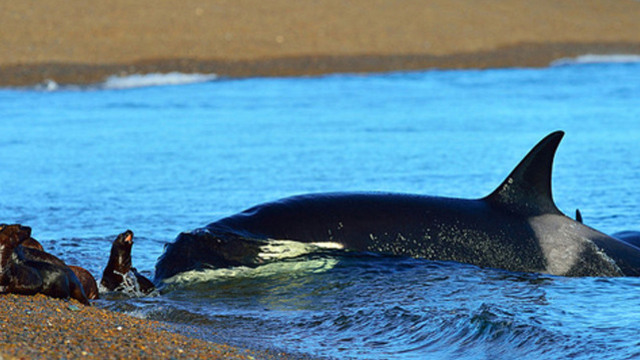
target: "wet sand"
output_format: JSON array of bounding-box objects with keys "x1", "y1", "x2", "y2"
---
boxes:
[
  {"x1": 1, "y1": 0, "x2": 640, "y2": 86},
  {"x1": 0, "y1": 293, "x2": 303, "y2": 359}
]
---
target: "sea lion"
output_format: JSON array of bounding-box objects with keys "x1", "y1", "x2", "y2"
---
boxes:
[
  {"x1": 155, "y1": 131, "x2": 640, "y2": 281},
  {"x1": 18, "y1": 233, "x2": 99, "y2": 300},
  {"x1": 68, "y1": 265, "x2": 99, "y2": 300},
  {"x1": 0, "y1": 225, "x2": 89, "y2": 305},
  {"x1": 101, "y1": 230, "x2": 154, "y2": 295}
]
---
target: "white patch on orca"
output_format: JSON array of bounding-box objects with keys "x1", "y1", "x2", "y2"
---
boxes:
[
  {"x1": 528, "y1": 214, "x2": 617, "y2": 276},
  {"x1": 163, "y1": 257, "x2": 339, "y2": 285},
  {"x1": 311, "y1": 241, "x2": 345, "y2": 250},
  {"x1": 529, "y1": 214, "x2": 584, "y2": 275},
  {"x1": 258, "y1": 239, "x2": 343, "y2": 261}
]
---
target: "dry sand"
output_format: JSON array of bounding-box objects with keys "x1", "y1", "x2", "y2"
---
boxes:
[{"x1": 1, "y1": 0, "x2": 640, "y2": 85}]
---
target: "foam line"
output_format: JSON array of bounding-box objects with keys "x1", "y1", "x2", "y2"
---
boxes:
[
  {"x1": 551, "y1": 54, "x2": 640, "y2": 66},
  {"x1": 101, "y1": 72, "x2": 218, "y2": 89}
]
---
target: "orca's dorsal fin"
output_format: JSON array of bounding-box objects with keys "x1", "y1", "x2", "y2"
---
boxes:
[
  {"x1": 575, "y1": 209, "x2": 583, "y2": 223},
  {"x1": 484, "y1": 131, "x2": 564, "y2": 216}
]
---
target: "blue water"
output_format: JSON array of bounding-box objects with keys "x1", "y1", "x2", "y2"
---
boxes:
[{"x1": 1, "y1": 60, "x2": 640, "y2": 359}]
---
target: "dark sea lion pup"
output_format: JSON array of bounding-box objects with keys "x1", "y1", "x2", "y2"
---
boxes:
[
  {"x1": 16, "y1": 233, "x2": 99, "y2": 300},
  {"x1": 0, "y1": 225, "x2": 90, "y2": 305},
  {"x1": 101, "y1": 230, "x2": 154, "y2": 295},
  {"x1": 68, "y1": 265, "x2": 99, "y2": 300}
]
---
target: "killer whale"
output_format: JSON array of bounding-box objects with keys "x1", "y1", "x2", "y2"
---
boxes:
[
  {"x1": 155, "y1": 131, "x2": 640, "y2": 282},
  {"x1": 612, "y1": 231, "x2": 640, "y2": 249},
  {"x1": 573, "y1": 210, "x2": 640, "y2": 249}
]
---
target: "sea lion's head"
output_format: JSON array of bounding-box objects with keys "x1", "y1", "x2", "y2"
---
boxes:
[
  {"x1": 1, "y1": 224, "x2": 46, "y2": 252},
  {"x1": 0, "y1": 224, "x2": 32, "y2": 267},
  {"x1": 100, "y1": 229, "x2": 155, "y2": 295},
  {"x1": 0, "y1": 224, "x2": 32, "y2": 247}
]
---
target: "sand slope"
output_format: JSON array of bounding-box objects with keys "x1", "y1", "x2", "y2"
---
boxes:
[
  {"x1": 3, "y1": 0, "x2": 640, "y2": 63},
  {"x1": 0, "y1": 293, "x2": 303, "y2": 359},
  {"x1": 1, "y1": 0, "x2": 640, "y2": 85}
]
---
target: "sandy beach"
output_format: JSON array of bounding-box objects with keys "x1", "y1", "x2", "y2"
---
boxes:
[
  {"x1": 0, "y1": 293, "x2": 306, "y2": 359},
  {"x1": 1, "y1": 0, "x2": 640, "y2": 86}
]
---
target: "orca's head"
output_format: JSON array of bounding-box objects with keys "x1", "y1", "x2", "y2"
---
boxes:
[{"x1": 154, "y1": 229, "x2": 263, "y2": 283}]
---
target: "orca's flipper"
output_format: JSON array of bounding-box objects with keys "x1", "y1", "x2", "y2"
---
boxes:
[{"x1": 485, "y1": 131, "x2": 564, "y2": 216}]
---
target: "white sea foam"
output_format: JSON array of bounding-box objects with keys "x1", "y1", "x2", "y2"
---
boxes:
[
  {"x1": 551, "y1": 54, "x2": 640, "y2": 67},
  {"x1": 41, "y1": 79, "x2": 60, "y2": 91},
  {"x1": 101, "y1": 72, "x2": 218, "y2": 89},
  {"x1": 97, "y1": 271, "x2": 156, "y2": 297}
]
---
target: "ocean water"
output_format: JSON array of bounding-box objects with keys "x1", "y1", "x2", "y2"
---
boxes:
[{"x1": 1, "y1": 57, "x2": 640, "y2": 359}]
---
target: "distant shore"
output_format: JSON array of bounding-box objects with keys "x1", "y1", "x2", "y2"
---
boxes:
[
  {"x1": 3, "y1": 42, "x2": 640, "y2": 87},
  {"x1": 2, "y1": 0, "x2": 640, "y2": 86}
]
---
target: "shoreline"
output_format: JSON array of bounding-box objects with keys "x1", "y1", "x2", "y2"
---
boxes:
[
  {"x1": 3, "y1": 41, "x2": 640, "y2": 87},
  {"x1": 0, "y1": 293, "x2": 304, "y2": 360},
  {"x1": 4, "y1": 0, "x2": 640, "y2": 87}
]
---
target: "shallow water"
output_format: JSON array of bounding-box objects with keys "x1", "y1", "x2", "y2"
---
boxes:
[{"x1": 1, "y1": 59, "x2": 640, "y2": 359}]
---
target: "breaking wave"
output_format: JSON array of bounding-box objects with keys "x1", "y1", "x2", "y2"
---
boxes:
[
  {"x1": 35, "y1": 72, "x2": 219, "y2": 91},
  {"x1": 101, "y1": 72, "x2": 219, "y2": 89},
  {"x1": 551, "y1": 54, "x2": 640, "y2": 67}
]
